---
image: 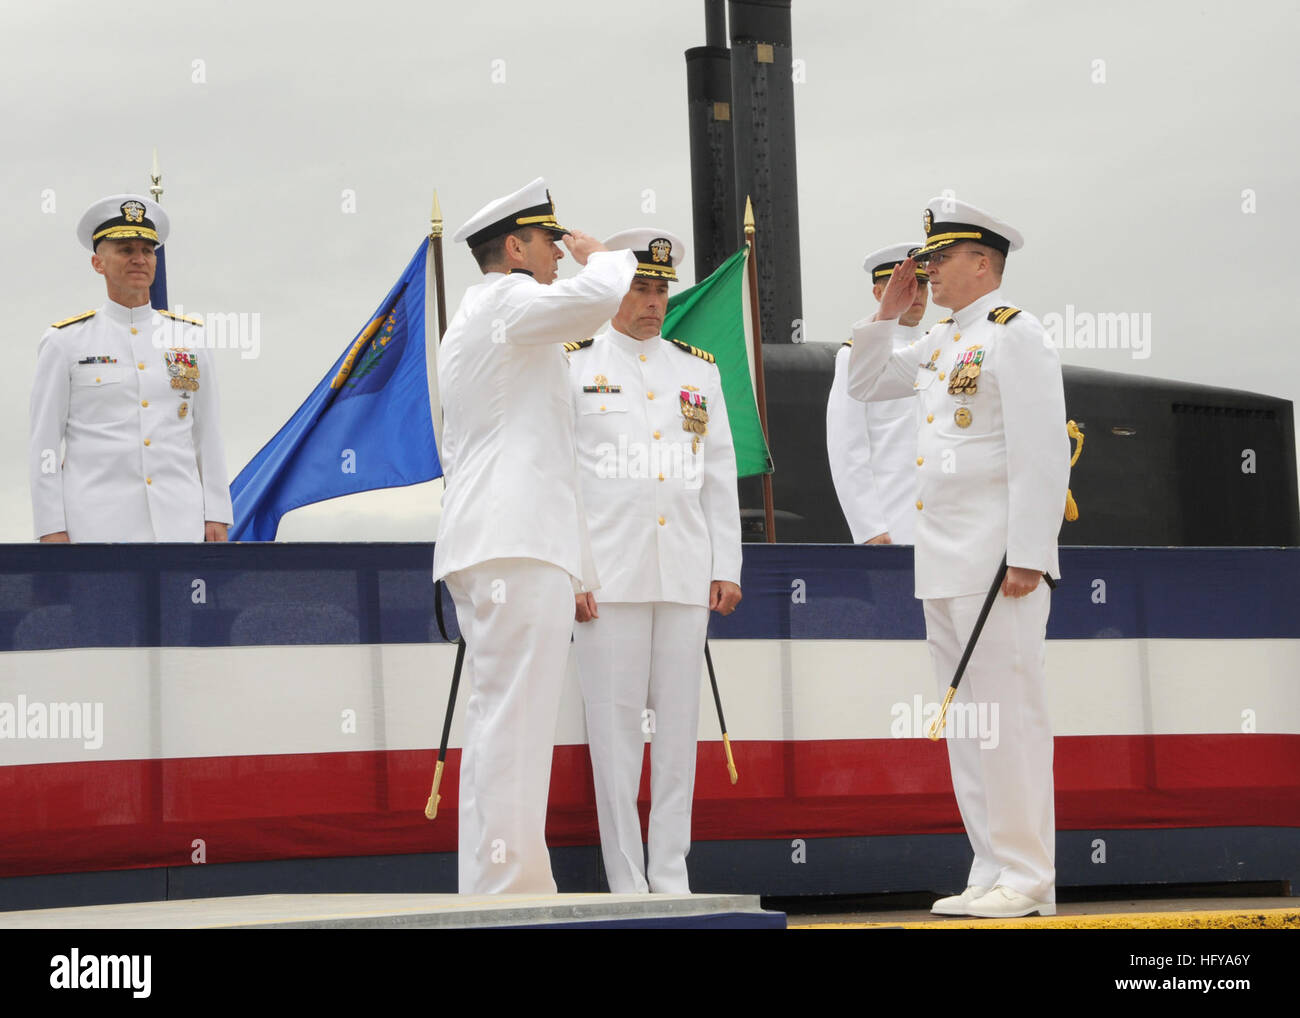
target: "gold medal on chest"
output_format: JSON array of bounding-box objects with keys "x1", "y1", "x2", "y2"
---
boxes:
[
  {"x1": 679, "y1": 388, "x2": 708, "y2": 435},
  {"x1": 948, "y1": 346, "x2": 984, "y2": 396},
  {"x1": 954, "y1": 407, "x2": 973, "y2": 428}
]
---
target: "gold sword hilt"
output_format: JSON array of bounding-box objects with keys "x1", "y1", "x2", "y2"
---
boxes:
[
  {"x1": 424, "y1": 759, "x2": 445, "y2": 820},
  {"x1": 928, "y1": 687, "x2": 956, "y2": 742}
]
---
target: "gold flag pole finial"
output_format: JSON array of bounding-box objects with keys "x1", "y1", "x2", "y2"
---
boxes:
[
  {"x1": 430, "y1": 189, "x2": 443, "y2": 240},
  {"x1": 744, "y1": 194, "x2": 755, "y2": 239},
  {"x1": 150, "y1": 148, "x2": 163, "y2": 202}
]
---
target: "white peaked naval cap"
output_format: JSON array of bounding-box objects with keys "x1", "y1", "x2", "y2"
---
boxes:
[
  {"x1": 77, "y1": 194, "x2": 169, "y2": 251},
  {"x1": 452, "y1": 177, "x2": 568, "y2": 247},
  {"x1": 913, "y1": 197, "x2": 1023, "y2": 260},
  {"x1": 863, "y1": 241, "x2": 929, "y2": 281},
  {"x1": 603, "y1": 228, "x2": 686, "y2": 282}
]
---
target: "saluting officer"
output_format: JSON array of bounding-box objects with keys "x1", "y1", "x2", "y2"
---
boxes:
[
  {"x1": 847, "y1": 198, "x2": 1069, "y2": 918},
  {"x1": 433, "y1": 178, "x2": 636, "y2": 895},
  {"x1": 567, "y1": 228, "x2": 742, "y2": 894},
  {"x1": 29, "y1": 194, "x2": 232, "y2": 543},
  {"x1": 826, "y1": 243, "x2": 929, "y2": 544}
]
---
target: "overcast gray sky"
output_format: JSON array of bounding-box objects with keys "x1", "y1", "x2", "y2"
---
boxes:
[{"x1": 4, "y1": 0, "x2": 1297, "y2": 542}]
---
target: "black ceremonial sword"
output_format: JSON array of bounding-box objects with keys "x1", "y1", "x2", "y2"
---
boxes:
[
  {"x1": 425, "y1": 579, "x2": 465, "y2": 819},
  {"x1": 927, "y1": 556, "x2": 1057, "y2": 741},
  {"x1": 704, "y1": 641, "x2": 739, "y2": 784}
]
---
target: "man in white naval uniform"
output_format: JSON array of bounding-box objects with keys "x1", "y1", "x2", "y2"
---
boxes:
[
  {"x1": 29, "y1": 194, "x2": 232, "y2": 543},
  {"x1": 826, "y1": 243, "x2": 929, "y2": 544},
  {"x1": 433, "y1": 178, "x2": 636, "y2": 894},
  {"x1": 847, "y1": 198, "x2": 1069, "y2": 918},
  {"x1": 568, "y1": 228, "x2": 742, "y2": 893}
]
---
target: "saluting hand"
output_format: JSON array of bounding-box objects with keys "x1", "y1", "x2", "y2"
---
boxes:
[
  {"x1": 873, "y1": 256, "x2": 919, "y2": 322},
  {"x1": 562, "y1": 230, "x2": 607, "y2": 267}
]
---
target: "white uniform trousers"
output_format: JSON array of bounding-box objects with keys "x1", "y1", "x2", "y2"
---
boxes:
[
  {"x1": 574, "y1": 601, "x2": 710, "y2": 893},
  {"x1": 923, "y1": 584, "x2": 1055, "y2": 902},
  {"x1": 444, "y1": 557, "x2": 576, "y2": 894}
]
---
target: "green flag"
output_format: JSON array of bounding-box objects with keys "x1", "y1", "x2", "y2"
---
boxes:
[{"x1": 663, "y1": 246, "x2": 774, "y2": 477}]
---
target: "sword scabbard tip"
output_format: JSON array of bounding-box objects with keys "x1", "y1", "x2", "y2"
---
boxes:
[{"x1": 929, "y1": 688, "x2": 956, "y2": 740}]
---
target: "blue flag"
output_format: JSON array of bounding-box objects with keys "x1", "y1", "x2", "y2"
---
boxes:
[{"x1": 230, "y1": 241, "x2": 441, "y2": 540}]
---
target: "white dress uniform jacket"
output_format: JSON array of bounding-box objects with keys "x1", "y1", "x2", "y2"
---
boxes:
[
  {"x1": 569, "y1": 326, "x2": 742, "y2": 893},
  {"x1": 28, "y1": 301, "x2": 233, "y2": 542},
  {"x1": 846, "y1": 289, "x2": 1069, "y2": 597},
  {"x1": 432, "y1": 251, "x2": 636, "y2": 587},
  {"x1": 568, "y1": 328, "x2": 742, "y2": 603},
  {"x1": 826, "y1": 326, "x2": 921, "y2": 544},
  {"x1": 847, "y1": 287, "x2": 1068, "y2": 903}
]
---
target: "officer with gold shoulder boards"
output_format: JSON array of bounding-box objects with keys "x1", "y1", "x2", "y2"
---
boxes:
[
  {"x1": 29, "y1": 194, "x2": 232, "y2": 543},
  {"x1": 847, "y1": 198, "x2": 1069, "y2": 919},
  {"x1": 826, "y1": 243, "x2": 928, "y2": 544},
  {"x1": 568, "y1": 228, "x2": 742, "y2": 893},
  {"x1": 433, "y1": 179, "x2": 636, "y2": 895}
]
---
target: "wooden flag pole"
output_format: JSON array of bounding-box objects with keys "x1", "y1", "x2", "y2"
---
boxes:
[
  {"x1": 423, "y1": 188, "x2": 460, "y2": 821},
  {"x1": 744, "y1": 195, "x2": 776, "y2": 543},
  {"x1": 430, "y1": 190, "x2": 448, "y2": 341}
]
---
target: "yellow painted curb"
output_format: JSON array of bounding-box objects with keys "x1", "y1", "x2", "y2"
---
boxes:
[{"x1": 791, "y1": 909, "x2": 1300, "y2": 930}]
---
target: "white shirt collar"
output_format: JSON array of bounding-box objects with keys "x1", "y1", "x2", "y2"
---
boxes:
[
  {"x1": 101, "y1": 298, "x2": 153, "y2": 326},
  {"x1": 951, "y1": 288, "x2": 1005, "y2": 331},
  {"x1": 605, "y1": 325, "x2": 662, "y2": 359}
]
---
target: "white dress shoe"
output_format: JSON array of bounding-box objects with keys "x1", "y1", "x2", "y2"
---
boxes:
[
  {"x1": 930, "y1": 885, "x2": 991, "y2": 916},
  {"x1": 965, "y1": 885, "x2": 1056, "y2": 918}
]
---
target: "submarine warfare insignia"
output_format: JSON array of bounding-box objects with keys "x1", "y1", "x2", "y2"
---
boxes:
[{"x1": 948, "y1": 346, "x2": 983, "y2": 396}]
